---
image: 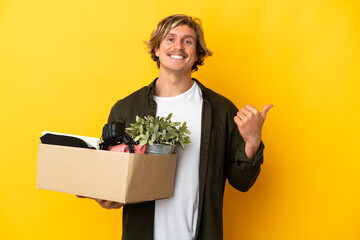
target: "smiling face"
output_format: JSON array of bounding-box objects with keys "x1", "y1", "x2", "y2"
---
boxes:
[{"x1": 155, "y1": 24, "x2": 198, "y2": 75}]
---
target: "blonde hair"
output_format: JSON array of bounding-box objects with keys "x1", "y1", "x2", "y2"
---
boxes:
[{"x1": 145, "y1": 14, "x2": 213, "y2": 72}]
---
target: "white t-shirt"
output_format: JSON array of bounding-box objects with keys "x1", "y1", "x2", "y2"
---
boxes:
[{"x1": 153, "y1": 81, "x2": 203, "y2": 240}]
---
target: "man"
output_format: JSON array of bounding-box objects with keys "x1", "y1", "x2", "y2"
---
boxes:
[{"x1": 90, "y1": 14, "x2": 272, "y2": 239}]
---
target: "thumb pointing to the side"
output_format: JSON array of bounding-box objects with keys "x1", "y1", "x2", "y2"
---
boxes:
[{"x1": 261, "y1": 104, "x2": 273, "y2": 119}]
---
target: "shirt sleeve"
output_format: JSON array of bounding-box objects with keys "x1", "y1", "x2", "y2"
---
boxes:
[{"x1": 235, "y1": 141, "x2": 265, "y2": 169}]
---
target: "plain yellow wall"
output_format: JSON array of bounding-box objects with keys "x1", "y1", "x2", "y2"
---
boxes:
[{"x1": 1, "y1": 0, "x2": 359, "y2": 239}]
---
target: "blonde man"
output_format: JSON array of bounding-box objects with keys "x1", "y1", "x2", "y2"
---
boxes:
[{"x1": 93, "y1": 14, "x2": 272, "y2": 240}]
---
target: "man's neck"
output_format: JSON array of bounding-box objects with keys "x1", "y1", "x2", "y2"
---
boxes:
[{"x1": 155, "y1": 69, "x2": 193, "y2": 97}]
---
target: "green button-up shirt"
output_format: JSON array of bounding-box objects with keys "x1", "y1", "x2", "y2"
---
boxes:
[{"x1": 108, "y1": 78, "x2": 264, "y2": 240}]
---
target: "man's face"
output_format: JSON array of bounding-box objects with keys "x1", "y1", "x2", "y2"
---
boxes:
[{"x1": 155, "y1": 24, "x2": 198, "y2": 74}]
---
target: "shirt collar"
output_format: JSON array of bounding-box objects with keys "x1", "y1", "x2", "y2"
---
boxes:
[{"x1": 145, "y1": 77, "x2": 208, "y2": 100}]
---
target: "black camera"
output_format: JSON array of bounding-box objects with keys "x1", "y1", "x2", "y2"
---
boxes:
[{"x1": 100, "y1": 119, "x2": 134, "y2": 152}]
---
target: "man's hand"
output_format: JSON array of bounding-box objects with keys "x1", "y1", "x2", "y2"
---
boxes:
[
  {"x1": 234, "y1": 104, "x2": 273, "y2": 160},
  {"x1": 76, "y1": 195, "x2": 124, "y2": 209},
  {"x1": 92, "y1": 199, "x2": 124, "y2": 209}
]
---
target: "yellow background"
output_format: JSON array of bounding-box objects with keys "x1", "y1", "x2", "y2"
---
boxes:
[{"x1": 1, "y1": 0, "x2": 359, "y2": 239}]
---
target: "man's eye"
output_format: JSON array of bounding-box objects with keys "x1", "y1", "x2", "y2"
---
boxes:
[
  {"x1": 167, "y1": 38, "x2": 174, "y2": 42},
  {"x1": 184, "y1": 40, "x2": 192, "y2": 45}
]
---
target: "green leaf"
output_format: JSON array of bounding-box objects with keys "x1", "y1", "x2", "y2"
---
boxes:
[
  {"x1": 139, "y1": 139, "x2": 147, "y2": 146},
  {"x1": 151, "y1": 133, "x2": 156, "y2": 142},
  {"x1": 154, "y1": 124, "x2": 159, "y2": 133},
  {"x1": 168, "y1": 131, "x2": 177, "y2": 138}
]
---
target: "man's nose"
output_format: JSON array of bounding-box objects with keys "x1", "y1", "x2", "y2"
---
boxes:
[{"x1": 173, "y1": 40, "x2": 184, "y2": 50}]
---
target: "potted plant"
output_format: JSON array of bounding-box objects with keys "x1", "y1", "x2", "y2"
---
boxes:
[{"x1": 125, "y1": 113, "x2": 191, "y2": 154}]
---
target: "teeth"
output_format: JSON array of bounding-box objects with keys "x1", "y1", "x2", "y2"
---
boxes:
[{"x1": 170, "y1": 55, "x2": 184, "y2": 59}]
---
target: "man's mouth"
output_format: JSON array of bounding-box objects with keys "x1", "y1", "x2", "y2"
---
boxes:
[
  {"x1": 167, "y1": 52, "x2": 187, "y2": 60},
  {"x1": 170, "y1": 55, "x2": 184, "y2": 59}
]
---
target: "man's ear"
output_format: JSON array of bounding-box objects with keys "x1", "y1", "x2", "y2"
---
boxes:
[{"x1": 155, "y1": 48, "x2": 159, "y2": 57}]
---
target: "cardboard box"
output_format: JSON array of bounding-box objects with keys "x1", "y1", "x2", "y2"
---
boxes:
[{"x1": 37, "y1": 143, "x2": 177, "y2": 203}]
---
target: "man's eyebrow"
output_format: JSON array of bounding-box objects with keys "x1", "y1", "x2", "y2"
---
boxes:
[{"x1": 165, "y1": 33, "x2": 195, "y2": 40}]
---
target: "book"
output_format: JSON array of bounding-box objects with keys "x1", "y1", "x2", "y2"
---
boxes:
[{"x1": 41, "y1": 131, "x2": 100, "y2": 150}]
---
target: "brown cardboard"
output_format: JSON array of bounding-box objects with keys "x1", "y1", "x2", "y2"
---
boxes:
[{"x1": 37, "y1": 143, "x2": 177, "y2": 203}]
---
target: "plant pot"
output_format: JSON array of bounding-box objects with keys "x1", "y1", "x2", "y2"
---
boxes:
[{"x1": 145, "y1": 144, "x2": 175, "y2": 154}]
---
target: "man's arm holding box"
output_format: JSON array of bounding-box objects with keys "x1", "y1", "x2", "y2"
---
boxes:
[
  {"x1": 93, "y1": 198, "x2": 124, "y2": 209},
  {"x1": 76, "y1": 195, "x2": 124, "y2": 209}
]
